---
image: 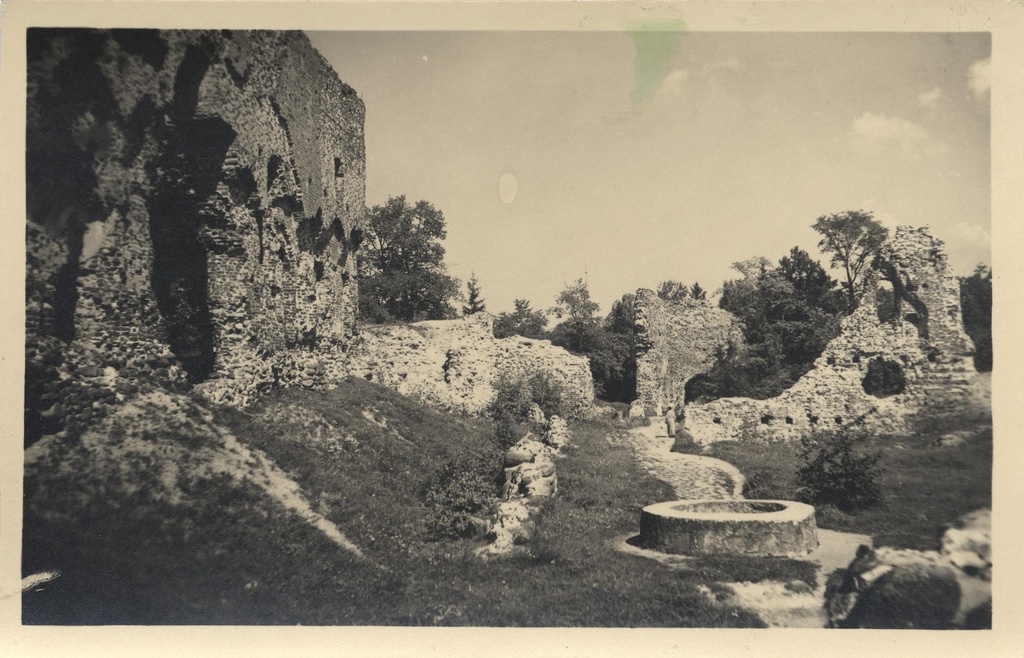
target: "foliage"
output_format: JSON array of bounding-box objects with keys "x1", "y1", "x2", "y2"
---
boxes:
[
  {"x1": 462, "y1": 272, "x2": 486, "y2": 316},
  {"x1": 656, "y1": 280, "x2": 706, "y2": 301},
  {"x1": 424, "y1": 450, "x2": 501, "y2": 539},
  {"x1": 656, "y1": 280, "x2": 689, "y2": 301},
  {"x1": 959, "y1": 264, "x2": 993, "y2": 372},
  {"x1": 812, "y1": 210, "x2": 889, "y2": 312},
  {"x1": 488, "y1": 372, "x2": 567, "y2": 449},
  {"x1": 551, "y1": 278, "x2": 599, "y2": 321},
  {"x1": 358, "y1": 195, "x2": 461, "y2": 322},
  {"x1": 493, "y1": 299, "x2": 548, "y2": 339},
  {"x1": 548, "y1": 284, "x2": 634, "y2": 402},
  {"x1": 796, "y1": 430, "x2": 884, "y2": 513},
  {"x1": 688, "y1": 248, "x2": 843, "y2": 401}
]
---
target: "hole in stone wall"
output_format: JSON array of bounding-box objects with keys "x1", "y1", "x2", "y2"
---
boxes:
[
  {"x1": 712, "y1": 417, "x2": 722, "y2": 425},
  {"x1": 334, "y1": 157, "x2": 344, "y2": 177},
  {"x1": 760, "y1": 414, "x2": 774, "y2": 425},
  {"x1": 808, "y1": 415, "x2": 819, "y2": 425},
  {"x1": 834, "y1": 416, "x2": 843, "y2": 425},
  {"x1": 314, "y1": 261, "x2": 325, "y2": 281},
  {"x1": 785, "y1": 417, "x2": 793, "y2": 425},
  {"x1": 927, "y1": 349, "x2": 939, "y2": 363},
  {"x1": 876, "y1": 280, "x2": 898, "y2": 323},
  {"x1": 826, "y1": 356, "x2": 836, "y2": 366},
  {"x1": 852, "y1": 353, "x2": 861, "y2": 364},
  {"x1": 862, "y1": 357, "x2": 907, "y2": 397}
]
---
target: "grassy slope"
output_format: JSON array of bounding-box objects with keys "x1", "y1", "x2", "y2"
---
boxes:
[
  {"x1": 24, "y1": 377, "x2": 774, "y2": 626},
  {"x1": 704, "y1": 412, "x2": 992, "y2": 550}
]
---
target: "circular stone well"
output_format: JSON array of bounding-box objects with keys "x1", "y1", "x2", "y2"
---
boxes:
[{"x1": 638, "y1": 499, "x2": 818, "y2": 557}]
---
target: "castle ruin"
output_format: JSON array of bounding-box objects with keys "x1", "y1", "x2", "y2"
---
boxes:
[
  {"x1": 684, "y1": 226, "x2": 978, "y2": 443},
  {"x1": 26, "y1": 29, "x2": 366, "y2": 442}
]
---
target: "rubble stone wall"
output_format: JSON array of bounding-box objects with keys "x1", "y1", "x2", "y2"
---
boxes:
[
  {"x1": 685, "y1": 227, "x2": 977, "y2": 444},
  {"x1": 346, "y1": 314, "x2": 595, "y2": 417},
  {"x1": 633, "y1": 289, "x2": 743, "y2": 413},
  {"x1": 25, "y1": 29, "x2": 365, "y2": 443}
]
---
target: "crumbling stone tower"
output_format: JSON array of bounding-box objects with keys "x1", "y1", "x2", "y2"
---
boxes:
[
  {"x1": 633, "y1": 289, "x2": 743, "y2": 414},
  {"x1": 26, "y1": 29, "x2": 365, "y2": 442}
]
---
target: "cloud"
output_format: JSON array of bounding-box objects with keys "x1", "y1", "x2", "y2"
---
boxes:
[
  {"x1": 969, "y1": 57, "x2": 990, "y2": 99},
  {"x1": 699, "y1": 57, "x2": 740, "y2": 77},
  {"x1": 917, "y1": 86, "x2": 941, "y2": 109},
  {"x1": 656, "y1": 68, "x2": 689, "y2": 97},
  {"x1": 851, "y1": 111, "x2": 947, "y2": 161},
  {"x1": 951, "y1": 222, "x2": 991, "y2": 249}
]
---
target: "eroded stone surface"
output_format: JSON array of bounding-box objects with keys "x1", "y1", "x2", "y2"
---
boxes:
[
  {"x1": 346, "y1": 314, "x2": 595, "y2": 417},
  {"x1": 633, "y1": 289, "x2": 743, "y2": 414},
  {"x1": 824, "y1": 509, "x2": 991, "y2": 629},
  {"x1": 26, "y1": 29, "x2": 365, "y2": 444},
  {"x1": 685, "y1": 226, "x2": 979, "y2": 444}
]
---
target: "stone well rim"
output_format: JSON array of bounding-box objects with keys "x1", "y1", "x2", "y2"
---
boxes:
[{"x1": 641, "y1": 499, "x2": 815, "y2": 523}]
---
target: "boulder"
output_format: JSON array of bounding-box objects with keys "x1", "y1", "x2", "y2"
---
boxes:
[
  {"x1": 627, "y1": 400, "x2": 645, "y2": 419},
  {"x1": 825, "y1": 508, "x2": 992, "y2": 629}
]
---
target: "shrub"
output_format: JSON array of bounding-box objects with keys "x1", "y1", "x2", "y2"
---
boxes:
[
  {"x1": 488, "y1": 372, "x2": 567, "y2": 449},
  {"x1": 424, "y1": 450, "x2": 501, "y2": 540},
  {"x1": 796, "y1": 430, "x2": 883, "y2": 513}
]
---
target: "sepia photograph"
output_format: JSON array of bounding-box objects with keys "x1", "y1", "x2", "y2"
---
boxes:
[{"x1": 2, "y1": 0, "x2": 1022, "y2": 654}]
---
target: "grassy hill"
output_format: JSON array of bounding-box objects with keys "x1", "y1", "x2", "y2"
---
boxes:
[{"x1": 24, "y1": 377, "x2": 778, "y2": 626}]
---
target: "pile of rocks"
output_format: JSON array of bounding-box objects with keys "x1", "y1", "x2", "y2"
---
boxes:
[
  {"x1": 824, "y1": 508, "x2": 991, "y2": 629},
  {"x1": 478, "y1": 415, "x2": 571, "y2": 557}
]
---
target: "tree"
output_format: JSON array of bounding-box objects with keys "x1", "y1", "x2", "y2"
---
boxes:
[
  {"x1": 493, "y1": 299, "x2": 548, "y2": 339},
  {"x1": 960, "y1": 264, "x2": 993, "y2": 372},
  {"x1": 812, "y1": 210, "x2": 889, "y2": 312},
  {"x1": 689, "y1": 282, "x2": 707, "y2": 301},
  {"x1": 551, "y1": 278, "x2": 600, "y2": 321},
  {"x1": 358, "y1": 195, "x2": 460, "y2": 323},
  {"x1": 657, "y1": 280, "x2": 688, "y2": 301},
  {"x1": 778, "y1": 246, "x2": 842, "y2": 312},
  {"x1": 462, "y1": 272, "x2": 486, "y2": 316},
  {"x1": 690, "y1": 250, "x2": 843, "y2": 402}
]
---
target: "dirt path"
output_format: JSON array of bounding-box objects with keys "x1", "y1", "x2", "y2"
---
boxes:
[
  {"x1": 626, "y1": 419, "x2": 745, "y2": 500},
  {"x1": 621, "y1": 417, "x2": 870, "y2": 628}
]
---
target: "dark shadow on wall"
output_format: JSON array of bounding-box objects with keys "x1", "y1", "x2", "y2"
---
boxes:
[{"x1": 147, "y1": 39, "x2": 235, "y2": 382}]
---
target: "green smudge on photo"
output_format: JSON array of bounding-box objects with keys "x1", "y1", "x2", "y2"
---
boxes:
[{"x1": 624, "y1": 19, "x2": 687, "y2": 113}]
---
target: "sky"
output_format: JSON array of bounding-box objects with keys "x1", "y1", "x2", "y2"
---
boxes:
[{"x1": 307, "y1": 31, "x2": 991, "y2": 316}]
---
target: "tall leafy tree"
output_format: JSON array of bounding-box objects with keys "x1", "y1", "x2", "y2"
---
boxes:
[
  {"x1": 493, "y1": 299, "x2": 547, "y2": 339},
  {"x1": 960, "y1": 264, "x2": 993, "y2": 372},
  {"x1": 358, "y1": 196, "x2": 461, "y2": 323},
  {"x1": 812, "y1": 210, "x2": 889, "y2": 311},
  {"x1": 689, "y1": 282, "x2": 707, "y2": 301},
  {"x1": 462, "y1": 272, "x2": 486, "y2": 316}
]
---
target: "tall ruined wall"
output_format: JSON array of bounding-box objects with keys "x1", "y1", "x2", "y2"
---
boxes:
[
  {"x1": 633, "y1": 289, "x2": 743, "y2": 413},
  {"x1": 346, "y1": 314, "x2": 596, "y2": 417},
  {"x1": 25, "y1": 29, "x2": 365, "y2": 443},
  {"x1": 685, "y1": 226, "x2": 978, "y2": 444}
]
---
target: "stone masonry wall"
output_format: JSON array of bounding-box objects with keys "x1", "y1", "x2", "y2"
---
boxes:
[
  {"x1": 345, "y1": 314, "x2": 595, "y2": 417},
  {"x1": 633, "y1": 289, "x2": 743, "y2": 414},
  {"x1": 25, "y1": 29, "x2": 365, "y2": 443},
  {"x1": 685, "y1": 226, "x2": 977, "y2": 444}
]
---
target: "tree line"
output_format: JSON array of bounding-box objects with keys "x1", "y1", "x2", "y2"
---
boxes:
[{"x1": 357, "y1": 197, "x2": 993, "y2": 403}]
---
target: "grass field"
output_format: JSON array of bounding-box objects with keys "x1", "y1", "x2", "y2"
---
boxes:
[
  {"x1": 24, "y1": 378, "x2": 809, "y2": 626},
  {"x1": 702, "y1": 410, "x2": 992, "y2": 550}
]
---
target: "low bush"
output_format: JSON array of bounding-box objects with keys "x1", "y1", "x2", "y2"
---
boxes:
[
  {"x1": 424, "y1": 450, "x2": 502, "y2": 540},
  {"x1": 796, "y1": 430, "x2": 883, "y2": 513},
  {"x1": 488, "y1": 371, "x2": 568, "y2": 449}
]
